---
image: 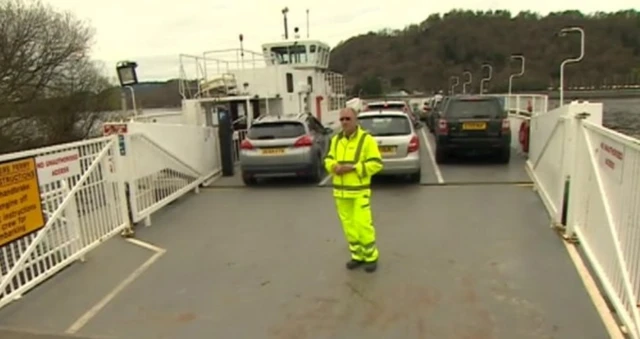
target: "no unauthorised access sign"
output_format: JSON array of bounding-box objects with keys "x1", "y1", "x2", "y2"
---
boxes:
[{"x1": 0, "y1": 157, "x2": 46, "y2": 247}]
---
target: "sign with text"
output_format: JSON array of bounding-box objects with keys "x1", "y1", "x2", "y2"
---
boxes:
[
  {"x1": 0, "y1": 157, "x2": 46, "y2": 247},
  {"x1": 103, "y1": 124, "x2": 128, "y2": 136},
  {"x1": 35, "y1": 150, "x2": 81, "y2": 185},
  {"x1": 598, "y1": 139, "x2": 624, "y2": 183}
]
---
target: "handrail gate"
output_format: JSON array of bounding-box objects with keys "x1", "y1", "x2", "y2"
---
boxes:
[
  {"x1": 0, "y1": 137, "x2": 130, "y2": 309},
  {"x1": 527, "y1": 101, "x2": 640, "y2": 338}
]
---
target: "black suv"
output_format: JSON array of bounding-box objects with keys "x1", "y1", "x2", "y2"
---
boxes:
[{"x1": 433, "y1": 95, "x2": 511, "y2": 163}]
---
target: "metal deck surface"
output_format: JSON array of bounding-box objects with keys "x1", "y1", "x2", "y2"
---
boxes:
[{"x1": 0, "y1": 174, "x2": 610, "y2": 338}]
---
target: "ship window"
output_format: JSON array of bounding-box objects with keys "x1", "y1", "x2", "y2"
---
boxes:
[
  {"x1": 271, "y1": 45, "x2": 307, "y2": 64},
  {"x1": 286, "y1": 73, "x2": 293, "y2": 93},
  {"x1": 310, "y1": 45, "x2": 317, "y2": 53},
  {"x1": 307, "y1": 76, "x2": 313, "y2": 91},
  {"x1": 321, "y1": 48, "x2": 328, "y2": 65}
]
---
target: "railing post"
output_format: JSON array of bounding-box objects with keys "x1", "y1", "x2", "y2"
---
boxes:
[
  {"x1": 562, "y1": 101, "x2": 603, "y2": 238},
  {"x1": 112, "y1": 134, "x2": 135, "y2": 237},
  {"x1": 62, "y1": 180, "x2": 85, "y2": 262},
  {"x1": 562, "y1": 106, "x2": 586, "y2": 238}
]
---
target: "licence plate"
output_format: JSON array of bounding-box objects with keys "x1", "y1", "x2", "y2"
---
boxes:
[
  {"x1": 379, "y1": 146, "x2": 397, "y2": 154},
  {"x1": 462, "y1": 122, "x2": 487, "y2": 130},
  {"x1": 261, "y1": 148, "x2": 285, "y2": 155}
]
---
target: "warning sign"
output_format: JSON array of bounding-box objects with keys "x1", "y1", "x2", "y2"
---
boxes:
[
  {"x1": 103, "y1": 124, "x2": 127, "y2": 136},
  {"x1": 599, "y1": 140, "x2": 624, "y2": 183},
  {"x1": 35, "y1": 150, "x2": 81, "y2": 186},
  {"x1": 0, "y1": 157, "x2": 45, "y2": 247}
]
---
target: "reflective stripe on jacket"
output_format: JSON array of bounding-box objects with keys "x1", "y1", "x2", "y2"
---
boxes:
[{"x1": 323, "y1": 126, "x2": 383, "y2": 198}]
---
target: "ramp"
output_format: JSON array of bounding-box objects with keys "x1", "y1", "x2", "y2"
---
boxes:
[{"x1": 0, "y1": 185, "x2": 612, "y2": 339}]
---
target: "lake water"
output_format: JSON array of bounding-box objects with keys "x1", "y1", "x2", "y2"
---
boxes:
[{"x1": 547, "y1": 98, "x2": 640, "y2": 138}]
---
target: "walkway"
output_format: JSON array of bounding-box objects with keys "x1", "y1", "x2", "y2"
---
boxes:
[{"x1": 0, "y1": 131, "x2": 612, "y2": 339}]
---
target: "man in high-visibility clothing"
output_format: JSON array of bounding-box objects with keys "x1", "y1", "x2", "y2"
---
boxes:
[{"x1": 324, "y1": 107, "x2": 383, "y2": 273}]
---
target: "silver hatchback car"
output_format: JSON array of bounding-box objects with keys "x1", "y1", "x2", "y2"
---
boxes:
[
  {"x1": 358, "y1": 110, "x2": 422, "y2": 183},
  {"x1": 239, "y1": 114, "x2": 333, "y2": 185}
]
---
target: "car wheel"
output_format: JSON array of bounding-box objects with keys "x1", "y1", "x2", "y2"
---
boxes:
[
  {"x1": 435, "y1": 146, "x2": 447, "y2": 164},
  {"x1": 308, "y1": 156, "x2": 324, "y2": 183},
  {"x1": 242, "y1": 173, "x2": 257, "y2": 186},
  {"x1": 497, "y1": 147, "x2": 510, "y2": 164},
  {"x1": 408, "y1": 171, "x2": 421, "y2": 183}
]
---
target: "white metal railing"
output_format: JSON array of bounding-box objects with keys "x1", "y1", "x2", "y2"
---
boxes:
[
  {"x1": 202, "y1": 48, "x2": 273, "y2": 74},
  {"x1": 113, "y1": 122, "x2": 221, "y2": 226},
  {"x1": 567, "y1": 119, "x2": 640, "y2": 338},
  {"x1": 0, "y1": 137, "x2": 130, "y2": 309},
  {"x1": 178, "y1": 54, "x2": 208, "y2": 99},
  {"x1": 126, "y1": 134, "x2": 202, "y2": 225},
  {"x1": 130, "y1": 112, "x2": 184, "y2": 124},
  {"x1": 526, "y1": 106, "x2": 569, "y2": 221},
  {"x1": 178, "y1": 49, "x2": 280, "y2": 100},
  {"x1": 527, "y1": 100, "x2": 640, "y2": 338},
  {"x1": 485, "y1": 93, "x2": 548, "y2": 117}
]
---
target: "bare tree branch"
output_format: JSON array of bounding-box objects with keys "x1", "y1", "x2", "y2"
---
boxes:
[
  {"x1": 0, "y1": 0, "x2": 93, "y2": 108},
  {"x1": 0, "y1": 0, "x2": 119, "y2": 154}
]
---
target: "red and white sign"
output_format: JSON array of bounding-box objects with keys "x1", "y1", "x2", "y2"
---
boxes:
[
  {"x1": 103, "y1": 124, "x2": 128, "y2": 136},
  {"x1": 599, "y1": 140, "x2": 624, "y2": 183},
  {"x1": 35, "y1": 150, "x2": 82, "y2": 185}
]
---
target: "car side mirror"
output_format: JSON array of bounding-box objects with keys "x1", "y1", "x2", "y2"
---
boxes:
[{"x1": 324, "y1": 127, "x2": 334, "y2": 134}]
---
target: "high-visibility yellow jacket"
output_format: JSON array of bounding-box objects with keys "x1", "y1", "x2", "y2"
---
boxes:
[{"x1": 324, "y1": 126, "x2": 383, "y2": 198}]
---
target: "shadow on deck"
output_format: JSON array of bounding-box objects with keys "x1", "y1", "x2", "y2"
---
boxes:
[{"x1": 0, "y1": 180, "x2": 610, "y2": 338}]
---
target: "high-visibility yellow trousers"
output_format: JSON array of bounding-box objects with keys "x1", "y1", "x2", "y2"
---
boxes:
[{"x1": 335, "y1": 194, "x2": 379, "y2": 262}]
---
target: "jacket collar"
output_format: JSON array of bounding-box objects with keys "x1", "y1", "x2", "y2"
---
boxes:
[{"x1": 338, "y1": 126, "x2": 362, "y2": 140}]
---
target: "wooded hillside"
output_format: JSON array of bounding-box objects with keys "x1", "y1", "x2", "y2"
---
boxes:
[{"x1": 328, "y1": 10, "x2": 640, "y2": 95}]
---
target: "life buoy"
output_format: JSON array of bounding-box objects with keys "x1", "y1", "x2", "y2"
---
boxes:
[{"x1": 519, "y1": 120, "x2": 530, "y2": 153}]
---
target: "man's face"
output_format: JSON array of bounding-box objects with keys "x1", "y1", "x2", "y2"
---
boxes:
[{"x1": 339, "y1": 109, "x2": 357, "y2": 132}]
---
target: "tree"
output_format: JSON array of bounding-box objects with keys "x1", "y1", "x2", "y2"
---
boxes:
[
  {"x1": 0, "y1": 0, "x2": 118, "y2": 153},
  {"x1": 351, "y1": 76, "x2": 383, "y2": 96},
  {"x1": 329, "y1": 10, "x2": 640, "y2": 93}
]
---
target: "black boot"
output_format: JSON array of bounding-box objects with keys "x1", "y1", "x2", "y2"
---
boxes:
[
  {"x1": 345, "y1": 259, "x2": 364, "y2": 270},
  {"x1": 363, "y1": 261, "x2": 377, "y2": 273}
]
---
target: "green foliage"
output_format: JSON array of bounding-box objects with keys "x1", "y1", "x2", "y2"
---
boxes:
[
  {"x1": 329, "y1": 10, "x2": 640, "y2": 93},
  {"x1": 351, "y1": 76, "x2": 383, "y2": 96}
]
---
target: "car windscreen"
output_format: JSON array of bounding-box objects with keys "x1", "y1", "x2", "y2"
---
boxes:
[
  {"x1": 445, "y1": 99, "x2": 505, "y2": 118},
  {"x1": 247, "y1": 122, "x2": 306, "y2": 139},
  {"x1": 367, "y1": 103, "x2": 405, "y2": 110},
  {"x1": 358, "y1": 115, "x2": 412, "y2": 136}
]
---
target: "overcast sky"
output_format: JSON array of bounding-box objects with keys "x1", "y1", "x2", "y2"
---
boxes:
[{"x1": 48, "y1": 0, "x2": 635, "y2": 81}]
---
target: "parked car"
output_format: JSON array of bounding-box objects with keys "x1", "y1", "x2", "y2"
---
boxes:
[
  {"x1": 432, "y1": 95, "x2": 511, "y2": 164},
  {"x1": 364, "y1": 100, "x2": 408, "y2": 111},
  {"x1": 358, "y1": 110, "x2": 421, "y2": 183},
  {"x1": 363, "y1": 100, "x2": 420, "y2": 126},
  {"x1": 239, "y1": 114, "x2": 333, "y2": 185}
]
